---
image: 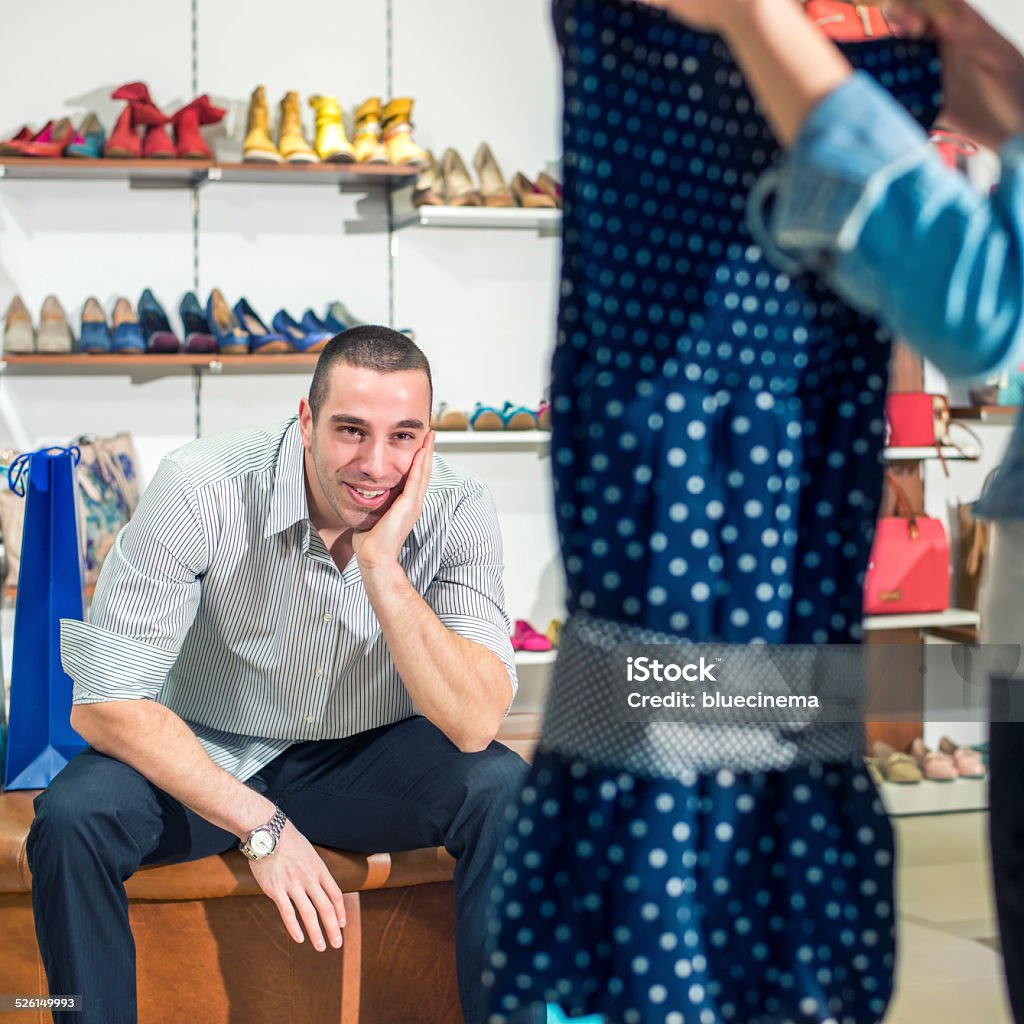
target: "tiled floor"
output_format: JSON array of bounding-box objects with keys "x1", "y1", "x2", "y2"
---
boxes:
[
  {"x1": 886, "y1": 811, "x2": 1013, "y2": 1023},
  {"x1": 546, "y1": 811, "x2": 1012, "y2": 1023}
]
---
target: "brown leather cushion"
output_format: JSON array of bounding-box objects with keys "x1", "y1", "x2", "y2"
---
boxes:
[
  {"x1": 0, "y1": 713, "x2": 541, "y2": 898},
  {"x1": 0, "y1": 789, "x2": 455, "y2": 898}
]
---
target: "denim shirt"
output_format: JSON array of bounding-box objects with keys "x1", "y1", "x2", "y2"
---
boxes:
[{"x1": 752, "y1": 71, "x2": 1024, "y2": 520}]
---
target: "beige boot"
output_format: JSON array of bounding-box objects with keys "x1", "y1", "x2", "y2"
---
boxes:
[
  {"x1": 278, "y1": 91, "x2": 317, "y2": 163},
  {"x1": 308, "y1": 95, "x2": 355, "y2": 163},
  {"x1": 381, "y1": 98, "x2": 428, "y2": 166},
  {"x1": 242, "y1": 85, "x2": 281, "y2": 163},
  {"x1": 353, "y1": 97, "x2": 390, "y2": 164}
]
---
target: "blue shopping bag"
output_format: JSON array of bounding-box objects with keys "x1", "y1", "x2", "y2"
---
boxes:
[{"x1": 3, "y1": 446, "x2": 87, "y2": 790}]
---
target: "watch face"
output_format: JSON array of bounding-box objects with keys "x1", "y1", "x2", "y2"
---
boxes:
[{"x1": 250, "y1": 829, "x2": 276, "y2": 857}]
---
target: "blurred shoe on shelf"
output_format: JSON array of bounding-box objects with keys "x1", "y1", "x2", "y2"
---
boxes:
[
  {"x1": 243, "y1": 85, "x2": 281, "y2": 163},
  {"x1": 20, "y1": 118, "x2": 74, "y2": 158},
  {"x1": 501, "y1": 402, "x2": 538, "y2": 430},
  {"x1": 138, "y1": 289, "x2": 181, "y2": 352},
  {"x1": 352, "y1": 97, "x2": 390, "y2": 164},
  {"x1": 441, "y1": 148, "x2": 482, "y2": 206},
  {"x1": 308, "y1": 95, "x2": 355, "y2": 163},
  {"x1": 324, "y1": 300, "x2": 367, "y2": 333},
  {"x1": 179, "y1": 292, "x2": 217, "y2": 353},
  {"x1": 233, "y1": 298, "x2": 291, "y2": 354},
  {"x1": 79, "y1": 297, "x2": 113, "y2": 353},
  {"x1": 470, "y1": 404, "x2": 504, "y2": 431},
  {"x1": 65, "y1": 113, "x2": 106, "y2": 159},
  {"x1": 536, "y1": 171, "x2": 563, "y2": 207},
  {"x1": 938, "y1": 736, "x2": 987, "y2": 779},
  {"x1": 104, "y1": 107, "x2": 141, "y2": 159},
  {"x1": 512, "y1": 171, "x2": 557, "y2": 208},
  {"x1": 431, "y1": 404, "x2": 469, "y2": 431},
  {"x1": 171, "y1": 95, "x2": 226, "y2": 160},
  {"x1": 37, "y1": 295, "x2": 73, "y2": 352},
  {"x1": 278, "y1": 91, "x2": 317, "y2": 164},
  {"x1": 301, "y1": 309, "x2": 333, "y2": 338},
  {"x1": 110, "y1": 82, "x2": 174, "y2": 159},
  {"x1": 111, "y1": 298, "x2": 146, "y2": 354},
  {"x1": 910, "y1": 737, "x2": 958, "y2": 781},
  {"x1": 546, "y1": 618, "x2": 562, "y2": 648},
  {"x1": 207, "y1": 289, "x2": 250, "y2": 354},
  {"x1": 0, "y1": 125, "x2": 34, "y2": 156},
  {"x1": 473, "y1": 143, "x2": 514, "y2": 207},
  {"x1": 381, "y1": 98, "x2": 428, "y2": 166},
  {"x1": 272, "y1": 309, "x2": 331, "y2": 353},
  {"x1": 871, "y1": 740, "x2": 922, "y2": 784},
  {"x1": 3, "y1": 296, "x2": 35, "y2": 354},
  {"x1": 412, "y1": 151, "x2": 444, "y2": 207},
  {"x1": 511, "y1": 619, "x2": 553, "y2": 652},
  {"x1": 537, "y1": 400, "x2": 551, "y2": 430}
]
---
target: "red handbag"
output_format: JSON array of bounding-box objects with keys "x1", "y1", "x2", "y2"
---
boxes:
[
  {"x1": 885, "y1": 392, "x2": 982, "y2": 475},
  {"x1": 863, "y1": 472, "x2": 950, "y2": 615},
  {"x1": 803, "y1": 1, "x2": 896, "y2": 40}
]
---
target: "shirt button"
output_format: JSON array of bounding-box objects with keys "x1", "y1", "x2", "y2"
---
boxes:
[
  {"x1": 305, "y1": 714, "x2": 315, "y2": 725},
  {"x1": 323, "y1": 612, "x2": 333, "y2": 624}
]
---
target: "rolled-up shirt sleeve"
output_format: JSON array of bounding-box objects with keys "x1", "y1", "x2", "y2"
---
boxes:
[
  {"x1": 61, "y1": 457, "x2": 210, "y2": 704},
  {"x1": 754, "y1": 71, "x2": 1024, "y2": 380},
  {"x1": 424, "y1": 478, "x2": 518, "y2": 709}
]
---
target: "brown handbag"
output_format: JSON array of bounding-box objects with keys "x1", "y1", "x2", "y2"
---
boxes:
[{"x1": 955, "y1": 470, "x2": 998, "y2": 611}]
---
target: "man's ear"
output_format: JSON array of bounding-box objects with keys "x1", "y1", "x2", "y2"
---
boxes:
[{"x1": 299, "y1": 397, "x2": 314, "y2": 448}]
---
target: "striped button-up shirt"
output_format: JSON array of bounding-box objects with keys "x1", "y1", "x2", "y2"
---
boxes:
[{"x1": 60, "y1": 417, "x2": 517, "y2": 781}]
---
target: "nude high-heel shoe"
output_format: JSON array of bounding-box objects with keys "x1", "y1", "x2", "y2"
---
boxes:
[
  {"x1": 473, "y1": 142, "x2": 514, "y2": 207},
  {"x1": 441, "y1": 148, "x2": 481, "y2": 206},
  {"x1": 413, "y1": 151, "x2": 445, "y2": 207},
  {"x1": 511, "y1": 171, "x2": 557, "y2": 208}
]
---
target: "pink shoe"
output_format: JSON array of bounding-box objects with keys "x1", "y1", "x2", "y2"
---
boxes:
[
  {"x1": 910, "y1": 738, "x2": 958, "y2": 781},
  {"x1": 939, "y1": 736, "x2": 987, "y2": 779},
  {"x1": 511, "y1": 620, "x2": 552, "y2": 652}
]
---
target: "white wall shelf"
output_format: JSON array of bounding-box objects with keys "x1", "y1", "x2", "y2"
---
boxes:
[
  {"x1": 392, "y1": 202, "x2": 562, "y2": 233},
  {"x1": 884, "y1": 446, "x2": 981, "y2": 461},
  {"x1": 863, "y1": 608, "x2": 980, "y2": 632},
  {"x1": 433, "y1": 430, "x2": 550, "y2": 452},
  {"x1": 878, "y1": 776, "x2": 988, "y2": 817},
  {"x1": 514, "y1": 650, "x2": 557, "y2": 666}
]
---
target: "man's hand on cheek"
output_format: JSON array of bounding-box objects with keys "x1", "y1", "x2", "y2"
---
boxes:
[{"x1": 352, "y1": 431, "x2": 436, "y2": 572}]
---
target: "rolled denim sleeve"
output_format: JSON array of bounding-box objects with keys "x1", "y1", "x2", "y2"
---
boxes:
[{"x1": 755, "y1": 72, "x2": 1024, "y2": 380}]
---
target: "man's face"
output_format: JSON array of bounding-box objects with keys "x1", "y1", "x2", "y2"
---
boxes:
[{"x1": 299, "y1": 364, "x2": 431, "y2": 533}]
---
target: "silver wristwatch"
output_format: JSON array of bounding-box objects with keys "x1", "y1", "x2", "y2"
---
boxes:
[{"x1": 239, "y1": 806, "x2": 288, "y2": 861}]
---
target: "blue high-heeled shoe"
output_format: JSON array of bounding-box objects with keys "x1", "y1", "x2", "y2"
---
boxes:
[
  {"x1": 179, "y1": 292, "x2": 217, "y2": 353},
  {"x1": 233, "y1": 298, "x2": 292, "y2": 354},
  {"x1": 79, "y1": 297, "x2": 112, "y2": 353},
  {"x1": 137, "y1": 289, "x2": 180, "y2": 353},
  {"x1": 302, "y1": 309, "x2": 333, "y2": 338},
  {"x1": 272, "y1": 309, "x2": 331, "y2": 354}
]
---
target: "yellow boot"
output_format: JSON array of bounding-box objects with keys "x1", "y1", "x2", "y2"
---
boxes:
[
  {"x1": 308, "y1": 95, "x2": 355, "y2": 163},
  {"x1": 352, "y1": 97, "x2": 390, "y2": 164},
  {"x1": 242, "y1": 85, "x2": 281, "y2": 163},
  {"x1": 381, "y1": 97, "x2": 428, "y2": 166},
  {"x1": 278, "y1": 91, "x2": 317, "y2": 163}
]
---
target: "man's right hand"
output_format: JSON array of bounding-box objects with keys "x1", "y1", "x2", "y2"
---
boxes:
[{"x1": 248, "y1": 822, "x2": 347, "y2": 951}]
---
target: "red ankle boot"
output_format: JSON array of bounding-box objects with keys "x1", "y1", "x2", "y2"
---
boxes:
[
  {"x1": 104, "y1": 107, "x2": 141, "y2": 158},
  {"x1": 171, "y1": 95, "x2": 226, "y2": 160},
  {"x1": 107, "y1": 82, "x2": 174, "y2": 159}
]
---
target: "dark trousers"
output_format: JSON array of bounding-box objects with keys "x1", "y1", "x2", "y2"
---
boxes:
[
  {"x1": 25, "y1": 716, "x2": 527, "y2": 1024},
  {"x1": 992, "y1": 715, "x2": 1024, "y2": 1023}
]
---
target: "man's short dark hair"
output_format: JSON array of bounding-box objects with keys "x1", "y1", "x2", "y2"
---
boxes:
[{"x1": 308, "y1": 326, "x2": 433, "y2": 422}]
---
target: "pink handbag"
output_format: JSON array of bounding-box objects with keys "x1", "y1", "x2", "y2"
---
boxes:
[{"x1": 864, "y1": 472, "x2": 950, "y2": 615}]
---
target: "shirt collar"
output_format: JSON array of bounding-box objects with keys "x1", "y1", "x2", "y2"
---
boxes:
[{"x1": 264, "y1": 418, "x2": 308, "y2": 538}]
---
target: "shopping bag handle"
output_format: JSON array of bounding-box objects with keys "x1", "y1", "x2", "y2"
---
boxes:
[{"x1": 8, "y1": 445, "x2": 81, "y2": 497}]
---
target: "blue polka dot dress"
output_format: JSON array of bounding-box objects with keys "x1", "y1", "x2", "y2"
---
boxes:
[{"x1": 484, "y1": 2, "x2": 942, "y2": 1022}]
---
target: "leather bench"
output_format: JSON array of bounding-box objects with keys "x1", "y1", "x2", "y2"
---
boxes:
[{"x1": 0, "y1": 714, "x2": 541, "y2": 1024}]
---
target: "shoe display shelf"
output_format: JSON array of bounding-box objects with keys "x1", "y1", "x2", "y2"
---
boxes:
[
  {"x1": 949, "y1": 405, "x2": 1021, "y2": 422},
  {"x1": 0, "y1": 157, "x2": 417, "y2": 191},
  {"x1": 0, "y1": 353, "x2": 320, "y2": 382},
  {"x1": 432, "y1": 430, "x2": 550, "y2": 454},
  {"x1": 390, "y1": 188, "x2": 561, "y2": 235},
  {"x1": 883, "y1": 446, "x2": 982, "y2": 461}
]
